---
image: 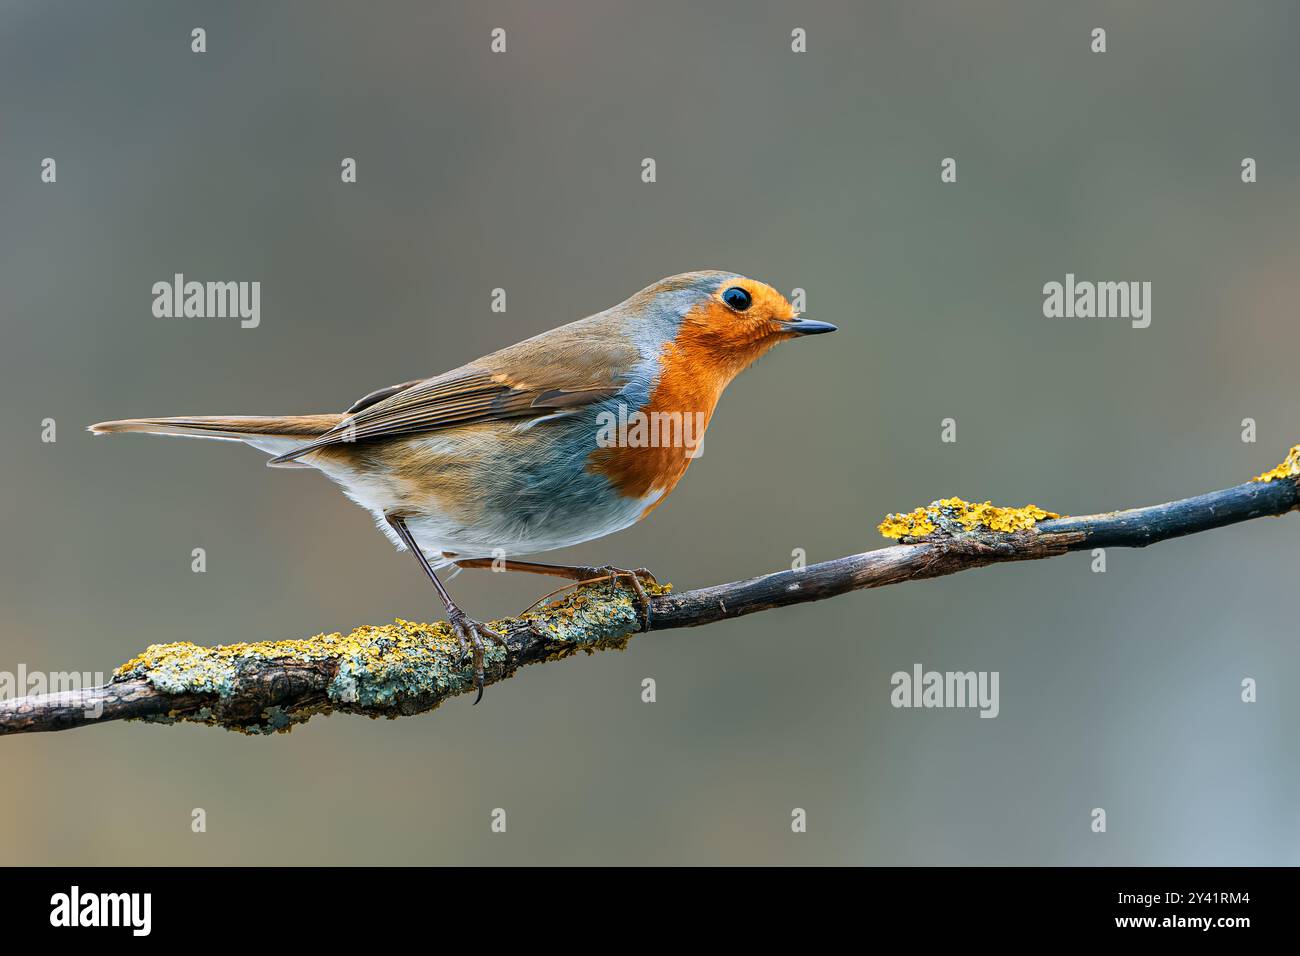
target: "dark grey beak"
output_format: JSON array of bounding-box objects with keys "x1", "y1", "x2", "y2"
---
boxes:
[{"x1": 785, "y1": 318, "x2": 837, "y2": 335}]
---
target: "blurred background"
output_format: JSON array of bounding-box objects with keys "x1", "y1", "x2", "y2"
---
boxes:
[{"x1": 2, "y1": 0, "x2": 1298, "y2": 865}]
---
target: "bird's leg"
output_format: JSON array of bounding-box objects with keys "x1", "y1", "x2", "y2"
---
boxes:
[
  {"x1": 386, "y1": 515, "x2": 507, "y2": 704},
  {"x1": 452, "y1": 557, "x2": 659, "y2": 588},
  {"x1": 452, "y1": 557, "x2": 658, "y2": 632}
]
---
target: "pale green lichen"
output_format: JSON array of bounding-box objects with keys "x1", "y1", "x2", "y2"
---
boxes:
[
  {"x1": 1253, "y1": 444, "x2": 1300, "y2": 483},
  {"x1": 878, "y1": 497, "x2": 1061, "y2": 541},
  {"x1": 113, "y1": 579, "x2": 670, "y2": 734}
]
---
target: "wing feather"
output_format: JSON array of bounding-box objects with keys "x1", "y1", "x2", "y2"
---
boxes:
[
  {"x1": 344, "y1": 378, "x2": 426, "y2": 414},
  {"x1": 268, "y1": 368, "x2": 622, "y2": 464}
]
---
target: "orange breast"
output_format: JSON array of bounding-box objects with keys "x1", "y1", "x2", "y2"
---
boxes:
[
  {"x1": 587, "y1": 300, "x2": 776, "y2": 517},
  {"x1": 587, "y1": 346, "x2": 720, "y2": 515}
]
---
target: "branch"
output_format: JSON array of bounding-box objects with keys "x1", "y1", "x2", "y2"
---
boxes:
[{"x1": 4, "y1": 445, "x2": 1298, "y2": 737}]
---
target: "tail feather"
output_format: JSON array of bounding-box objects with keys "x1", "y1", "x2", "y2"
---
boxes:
[
  {"x1": 89, "y1": 414, "x2": 342, "y2": 438},
  {"x1": 88, "y1": 415, "x2": 344, "y2": 466}
]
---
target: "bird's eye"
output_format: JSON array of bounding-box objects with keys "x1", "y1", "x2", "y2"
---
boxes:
[{"x1": 722, "y1": 286, "x2": 752, "y2": 312}]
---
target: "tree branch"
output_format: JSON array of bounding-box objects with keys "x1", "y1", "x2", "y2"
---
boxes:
[{"x1": 3, "y1": 445, "x2": 1298, "y2": 736}]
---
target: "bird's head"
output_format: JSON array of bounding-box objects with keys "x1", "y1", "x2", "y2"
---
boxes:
[
  {"x1": 584, "y1": 271, "x2": 836, "y2": 502},
  {"x1": 629, "y1": 271, "x2": 836, "y2": 382}
]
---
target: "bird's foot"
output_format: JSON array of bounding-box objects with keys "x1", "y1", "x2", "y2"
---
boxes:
[
  {"x1": 445, "y1": 605, "x2": 509, "y2": 704},
  {"x1": 587, "y1": 565, "x2": 657, "y2": 632}
]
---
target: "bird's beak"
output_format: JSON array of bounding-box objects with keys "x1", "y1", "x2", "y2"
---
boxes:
[{"x1": 780, "y1": 317, "x2": 837, "y2": 336}]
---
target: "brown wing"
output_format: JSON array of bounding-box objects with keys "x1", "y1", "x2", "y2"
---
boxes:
[
  {"x1": 268, "y1": 367, "x2": 622, "y2": 464},
  {"x1": 270, "y1": 311, "x2": 642, "y2": 465},
  {"x1": 344, "y1": 378, "x2": 426, "y2": 414}
]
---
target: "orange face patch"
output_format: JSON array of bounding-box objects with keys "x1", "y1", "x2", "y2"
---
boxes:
[{"x1": 677, "y1": 278, "x2": 800, "y2": 376}]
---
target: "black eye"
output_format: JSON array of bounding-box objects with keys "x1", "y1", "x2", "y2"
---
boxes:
[{"x1": 722, "y1": 286, "x2": 752, "y2": 312}]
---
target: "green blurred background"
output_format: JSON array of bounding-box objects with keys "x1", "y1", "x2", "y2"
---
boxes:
[{"x1": 2, "y1": 0, "x2": 1298, "y2": 865}]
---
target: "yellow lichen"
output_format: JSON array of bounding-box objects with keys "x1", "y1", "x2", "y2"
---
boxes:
[
  {"x1": 115, "y1": 618, "x2": 466, "y2": 687},
  {"x1": 1252, "y1": 444, "x2": 1300, "y2": 483},
  {"x1": 878, "y1": 497, "x2": 1061, "y2": 541},
  {"x1": 877, "y1": 511, "x2": 937, "y2": 540},
  {"x1": 112, "y1": 577, "x2": 673, "y2": 733}
]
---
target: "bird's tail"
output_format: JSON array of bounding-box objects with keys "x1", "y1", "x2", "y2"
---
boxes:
[{"x1": 88, "y1": 414, "x2": 344, "y2": 467}]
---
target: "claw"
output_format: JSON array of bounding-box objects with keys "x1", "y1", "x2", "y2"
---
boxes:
[
  {"x1": 468, "y1": 640, "x2": 485, "y2": 697},
  {"x1": 449, "y1": 620, "x2": 471, "y2": 661},
  {"x1": 633, "y1": 567, "x2": 659, "y2": 587},
  {"x1": 447, "y1": 608, "x2": 510, "y2": 705},
  {"x1": 468, "y1": 624, "x2": 486, "y2": 704},
  {"x1": 596, "y1": 565, "x2": 655, "y2": 632}
]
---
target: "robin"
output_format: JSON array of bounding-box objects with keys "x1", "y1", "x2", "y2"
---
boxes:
[{"x1": 91, "y1": 271, "x2": 836, "y2": 700}]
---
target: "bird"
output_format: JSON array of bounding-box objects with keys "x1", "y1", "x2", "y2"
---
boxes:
[{"x1": 90, "y1": 270, "x2": 836, "y2": 701}]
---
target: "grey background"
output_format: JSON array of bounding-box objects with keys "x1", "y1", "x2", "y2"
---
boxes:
[{"x1": 2, "y1": 0, "x2": 1298, "y2": 865}]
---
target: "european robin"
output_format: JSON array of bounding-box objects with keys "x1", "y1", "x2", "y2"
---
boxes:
[{"x1": 91, "y1": 271, "x2": 836, "y2": 699}]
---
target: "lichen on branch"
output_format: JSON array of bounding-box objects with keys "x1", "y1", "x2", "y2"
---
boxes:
[
  {"x1": 111, "y1": 581, "x2": 669, "y2": 734},
  {"x1": 877, "y1": 497, "x2": 1062, "y2": 542},
  {"x1": 1254, "y1": 444, "x2": 1300, "y2": 484}
]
